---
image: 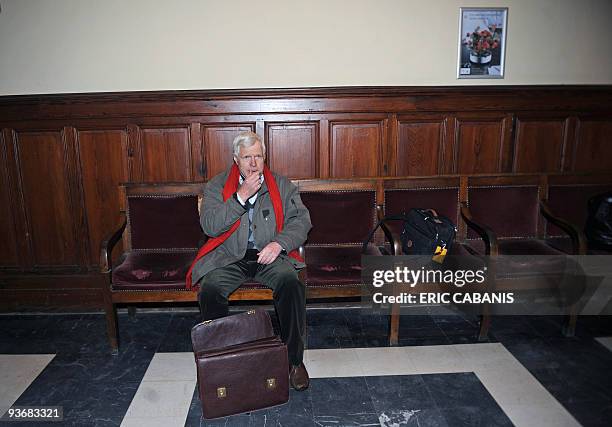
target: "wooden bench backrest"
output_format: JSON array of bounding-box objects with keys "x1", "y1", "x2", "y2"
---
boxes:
[
  {"x1": 465, "y1": 175, "x2": 544, "y2": 239},
  {"x1": 382, "y1": 176, "x2": 462, "y2": 237},
  {"x1": 120, "y1": 183, "x2": 205, "y2": 252},
  {"x1": 296, "y1": 179, "x2": 379, "y2": 247},
  {"x1": 116, "y1": 173, "x2": 612, "y2": 252},
  {"x1": 546, "y1": 173, "x2": 612, "y2": 237}
]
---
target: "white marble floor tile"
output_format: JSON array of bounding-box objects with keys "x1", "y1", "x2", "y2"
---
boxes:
[
  {"x1": 141, "y1": 352, "x2": 196, "y2": 382},
  {"x1": 304, "y1": 348, "x2": 364, "y2": 378},
  {"x1": 302, "y1": 343, "x2": 578, "y2": 427},
  {"x1": 0, "y1": 354, "x2": 55, "y2": 417},
  {"x1": 402, "y1": 344, "x2": 465, "y2": 374},
  {"x1": 476, "y1": 365, "x2": 559, "y2": 406},
  {"x1": 118, "y1": 342, "x2": 581, "y2": 427},
  {"x1": 452, "y1": 342, "x2": 524, "y2": 371},
  {"x1": 120, "y1": 415, "x2": 188, "y2": 427},
  {"x1": 121, "y1": 353, "x2": 197, "y2": 426},
  {"x1": 354, "y1": 347, "x2": 418, "y2": 376},
  {"x1": 122, "y1": 380, "x2": 195, "y2": 420},
  {"x1": 503, "y1": 402, "x2": 581, "y2": 427}
]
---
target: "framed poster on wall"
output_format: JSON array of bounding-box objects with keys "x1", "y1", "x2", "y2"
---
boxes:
[{"x1": 457, "y1": 7, "x2": 508, "y2": 79}]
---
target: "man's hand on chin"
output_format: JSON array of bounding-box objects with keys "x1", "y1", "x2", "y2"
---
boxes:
[
  {"x1": 237, "y1": 170, "x2": 262, "y2": 201},
  {"x1": 257, "y1": 242, "x2": 283, "y2": 265}
]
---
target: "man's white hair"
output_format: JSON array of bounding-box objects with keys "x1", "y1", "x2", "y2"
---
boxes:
[{"x1": 232, "y1": 131, "x2": 266, "y2": 158}]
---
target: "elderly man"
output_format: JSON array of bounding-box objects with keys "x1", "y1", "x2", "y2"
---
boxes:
[{"x1": 186, "y1": 131, "x2": 312, "y2": 391}]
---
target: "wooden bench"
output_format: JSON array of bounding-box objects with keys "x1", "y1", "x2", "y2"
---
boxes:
[
  {"x1": 101, "y1": 174, "x2": 612, "y2": 352},
  {"x1": 545, "y1": 173, "x2": 612, "y2": 255},
  {"x1": 100, "y1": 180, "x2": 386, "y2": 353}
]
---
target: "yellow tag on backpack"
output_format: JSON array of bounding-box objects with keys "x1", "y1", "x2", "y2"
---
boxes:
[{"x1": 432, "y1": 245, "x2": 448, "y2": 264}]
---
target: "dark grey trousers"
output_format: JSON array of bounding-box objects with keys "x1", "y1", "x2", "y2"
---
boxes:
[{"x1": 198, "y1": 257, "x2": 306, "y2": 366}]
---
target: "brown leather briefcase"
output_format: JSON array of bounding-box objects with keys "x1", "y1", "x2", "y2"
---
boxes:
[{"x1": 191, "y1": 309, "x2": 289, "y2": 419}]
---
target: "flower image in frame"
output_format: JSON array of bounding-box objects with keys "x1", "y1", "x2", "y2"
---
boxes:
[{"x1": 457, "y1": 7, "x2": 508, "y2": 79}]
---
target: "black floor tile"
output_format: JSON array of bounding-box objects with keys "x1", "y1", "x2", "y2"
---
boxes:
[
  {"x1": 366, "y1": 374, "x2": 436, "y2": 413},
  {"x1": 306, "y1": 323, "x2": 355, "y2": 349},
  {"x1": 422, "y1": 373, "x2": 502, "y2": 411},
  {"x1": 116, "y1": 312, "x2": 172, "y2": 353},
  {"x1": 158, "y1": 312, "x2": 201, "y2": 353},
  {"x1": 564, "y1": 399, "x2": 612, "y2": 427},
  {"x1": 438, "y1": 405, "x2": 513, "y2": 427},
  {"x1": 4, "y1": 309, "x2": 612, "y2": 427},
  {"x1": 310, "y1": 377, "x2": 375, "y2": 416},
  {"x1": 184, "y1": 383, "x2": 314, "y2": 426},
  {"x1": 15, "y1": 378, "x2": 140, "y2": 420},
  {"x1": 313, "y1": 412, "x2": 380, "y2": 426}
]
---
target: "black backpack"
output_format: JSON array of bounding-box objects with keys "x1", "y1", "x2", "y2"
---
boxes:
[
  {"x1": 585, "y1": 192, "x2": 612, "y2": 248},
  {"x1": 363, "y1": 208, "x2": 456, "y2": 263}
]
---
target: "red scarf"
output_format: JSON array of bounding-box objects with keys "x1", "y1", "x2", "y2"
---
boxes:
[{"x1": 186, "y1": 164, "x2": 303, "y2": 290}]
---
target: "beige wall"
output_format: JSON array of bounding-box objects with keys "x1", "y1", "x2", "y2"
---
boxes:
[{"x1": 1, "y1": 0, "x2": 611, "y2": 95}]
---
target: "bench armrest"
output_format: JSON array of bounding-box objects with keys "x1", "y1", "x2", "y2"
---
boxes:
[
  {"x1": 460, "y1": 202, "x2": 499, "y2": 256},
  {"x1": 540, "y1": 200, "x2": 587, "y2": 255},
  {"x1": 376, "y1": 204, "x2": 402, "y2": 255},
  {"x1": 100, "y1": 213, "x2": 127, "y2": 273}
]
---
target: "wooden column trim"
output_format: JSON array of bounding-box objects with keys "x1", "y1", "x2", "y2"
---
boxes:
[
  {"x1": 8, "y1": 129, "x2": 35, "y2": 270},
  {"x1": 190, "y1": 122, "x2": 203, "y2": 181},
  {"x1": 319, "y1": 118, "x2": 330, "y2": 178},
  {"x1": 127, "y1": 124, "x2": 142, "y2": 182},
  {"x1": 65, "y1": 126, "x2": 90, "y2": 268},
  {"x1": 564, "y1": 116, "x2": 579, "y2": 172},
  {"x1": 387, "y1": 114, "x2": 398, "y2": 176}
]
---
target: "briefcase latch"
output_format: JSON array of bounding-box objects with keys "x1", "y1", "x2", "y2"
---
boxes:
[
  {"x1": 216, "y1": 387, "x2": 227, "y2": 398},
  {"x1": 266, "y1": 378, "x2": 276, "y2": 390}
]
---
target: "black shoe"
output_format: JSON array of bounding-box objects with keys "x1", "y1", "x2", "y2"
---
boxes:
[{"x1": 289, "y1": 362, "x2": 310, "y2": 391}]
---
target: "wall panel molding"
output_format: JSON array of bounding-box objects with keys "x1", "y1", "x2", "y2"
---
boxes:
[
  {"x1": 513, "y1": 117, "x2": 568, "y2": 173},
  {"x1": 0, "y1": 85, "x2": 611, "y2": 310}
]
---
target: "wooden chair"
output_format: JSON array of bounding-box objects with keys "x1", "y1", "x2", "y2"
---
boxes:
[{"x1": 460, "y1": 175, "x2": 587, "y2": 337}]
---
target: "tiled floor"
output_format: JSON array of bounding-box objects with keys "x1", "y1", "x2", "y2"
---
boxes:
[{"x1": 1, "y1": 308, "x2": 612, "y2": 426}]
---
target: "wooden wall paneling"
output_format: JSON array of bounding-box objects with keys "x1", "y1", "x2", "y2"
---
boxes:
[
  {"x1": 76, "y1": 128, "x2": 129, "y2": 266},
  {"x1": 572, "y1": 118, "x2": 612, "y2": 172},
  {"x1": 501, "y1": 114, "x2": 514, "y2": 172},
  {"x1": 139, "y1": 126, "x2": 192, "y2": 182},
  {"x1": 454, "y1": 114, "x2": 508, "y2": 174},
  {"x1": 442, "y1": 116, "x2": 456, "y2": 174},
  {"x1": 513, "y1": 116, "x2": 568, "y2": 173},
  {"x1": 189, "y1": 123, "x2": 204, "y2": 181},
  {"x1": 0, "y1": 130, "x2": 20, "y2": 268},
  {"x1": 13, "y1": 129, "x2": 82, "y2": 269},
  {"x1": 562, "y1": 116, "x2": 578, "y2": 172},
  {"x1": 536, "y1": 174, "x2": 548, "y2": 239},
  {"x1": 395, "y1": 114, "x2": 446, "y2": 176},
  {"x1": 202, "y1": 124, "x2": 255, "y2": 179},
  {"x1": 1, "y1": 86, "x2": 611, "y2": 123},
  {"x1": 2, "y1": 129, "x2": 30, "y2": 270},
  {"x1": 381, "y1": 117, "x2": 390, "y2": 176},
  {"x1": 319, "y1": 119, "x2": 330, "y2": 178},
  {"x1": 387, "y1": 114, "x2": 399, "y2": 176},
  {"x1": 0, "y1": 275, "x2": 105, "y2": 311},
  {"x1": 255, "y1": 120, "x2": 265, "y2": 141},
  {"x1": 265, "y1": 122, "x2": 318, "y2": 178},
  {"x1": 127, "y1": 124, "x2": 142, "y2": 181},
  {"x1": 329, "y1": 120, "x2": 384, "y2": 178},
  {"x1": 63, "y1": 127, "x2": 90, "y2": 269},
  {"x1": 0, "y1": 86, "x2": 611, "y2": 311}
]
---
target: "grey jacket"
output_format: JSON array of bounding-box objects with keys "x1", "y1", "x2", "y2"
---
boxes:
[{"x1": 191, "y1": 167, "x2": 312, "y2": 285}]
